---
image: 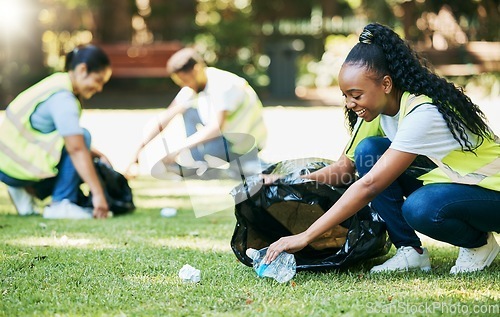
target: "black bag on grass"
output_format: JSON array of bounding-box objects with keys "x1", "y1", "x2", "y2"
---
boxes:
[
  {"x1": 230, "y1": 158, "x2": 390, "y2": 271},
  {"x1": 79, "y1": 159, "x2": 135, "y2": 215}
]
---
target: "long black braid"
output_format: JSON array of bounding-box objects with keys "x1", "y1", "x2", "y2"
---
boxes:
[{"x1": 343, "y1": 23, "x2": 492, "y2": 152}]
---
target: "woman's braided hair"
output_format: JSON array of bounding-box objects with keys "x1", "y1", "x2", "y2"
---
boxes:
[{"x1": 344, "y1": 23, "x2": 491, "y2": 152}]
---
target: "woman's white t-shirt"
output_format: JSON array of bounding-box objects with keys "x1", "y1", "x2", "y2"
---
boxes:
[{"x1": 380, "y1": 104, "x2": 478, "y2": 160}]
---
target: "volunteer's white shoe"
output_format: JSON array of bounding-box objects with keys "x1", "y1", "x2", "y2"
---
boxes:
[
  {"x1": 7, "y1": 186, "x2": 38, "y2": 216},
  {"x1": 370, "y1": 246, "x2": 431, "y2": 273},
  {"x1": 43, "y1": 199, "x2": 93, "y2": 219},
  {"x1": 450, "y1": 233, "x2": 499, "y2": 274}
]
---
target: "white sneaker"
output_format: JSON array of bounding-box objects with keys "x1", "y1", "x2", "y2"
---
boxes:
[
  {"x1": 43, "y1": 199, "x2": 93, "y2": 219},
  {"x1": 7, "y1": 186, "x2": 38, "y2": 216},
  {"x1": 370, "y1": 246, "x2": 432, "y2": 273},
  {"x1": 450, "y1": 233, "x2": 499, "y2": 274}
]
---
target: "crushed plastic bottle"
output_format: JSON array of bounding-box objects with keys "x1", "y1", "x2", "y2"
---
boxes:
[
  {"x1": 178, "y1": 264, "x2": 201, "y2": 283},
  {"x1": 246, "y1": 247, "x2": 296, "y2": 283}
]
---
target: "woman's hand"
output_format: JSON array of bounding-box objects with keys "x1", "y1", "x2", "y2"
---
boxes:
[
  {"x1": 263, "y1": 232, "x2": 309, "y2": 264},
  {"x1": 131, "y1": 147, "x2": 142, "y2": 164},
  {"x1": 92, "y1": 193, "x2": 109, "y2": 219},
  {"x1": 124, "y1": 149, "x2": 142, "y2": 179},
  {"x1": 124, "y1": 162, "x2": 139, "y2": 179}
]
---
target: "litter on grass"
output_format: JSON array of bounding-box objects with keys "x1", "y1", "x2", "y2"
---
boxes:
[{"x1": 179, "y1": 264, "x2": 201, "y2": 283}]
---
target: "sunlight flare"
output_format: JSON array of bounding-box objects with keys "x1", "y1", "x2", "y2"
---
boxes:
[{"x1": 0, "y1": 0, "x2": 26, "y2": 34}]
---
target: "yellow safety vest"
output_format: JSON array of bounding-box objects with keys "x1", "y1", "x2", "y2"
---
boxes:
[
  {"x1": 222, "y1": 83, "x2": 267, "y2": 154},
  {"x1": 345, "y1": 92, "x2": 500, "y2": 191},
  {"x1": 0, "y1": 73, "x2": 80, "y2": 181}
]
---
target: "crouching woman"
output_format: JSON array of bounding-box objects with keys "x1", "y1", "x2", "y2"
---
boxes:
[{"x1": 0, "y1": 45, "x2": 112, "y2": 219}]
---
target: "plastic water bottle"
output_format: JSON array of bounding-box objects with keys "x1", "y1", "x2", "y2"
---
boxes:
[{"x1": 246, "y1": 247, "x2": 296, "y2": 283}]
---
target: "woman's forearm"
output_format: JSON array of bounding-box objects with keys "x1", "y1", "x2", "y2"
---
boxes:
[{"x1": 305, "y1": 154, "x2": 356, "y2": 186}]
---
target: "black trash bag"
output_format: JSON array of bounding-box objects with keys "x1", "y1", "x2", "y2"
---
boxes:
[
  {"x1": 78, "y1": 159, "x2": 135, "y2": 215},
  {"x1": 230, "y1": 158, "x2": 390, "y2": 271}
]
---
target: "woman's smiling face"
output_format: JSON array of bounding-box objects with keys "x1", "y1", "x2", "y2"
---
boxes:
[
  {"x1": 339, "y1": 64, "x2": 395, "y2": 121},
  {"x1": 72, "y1": 64, "x2": 112, "y2": 100}
]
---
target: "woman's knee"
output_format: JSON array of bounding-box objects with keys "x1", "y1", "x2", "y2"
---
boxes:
[{"x1": 402, "y1": 189, "x2": 438, "y2": 230}]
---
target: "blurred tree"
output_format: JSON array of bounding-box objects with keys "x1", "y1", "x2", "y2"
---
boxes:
[
  {"x1": 190, "y1": 0, "x2": 361, "y2": 93},
  {"x1": 477, "y1": 0, "x2": 500, "y2": 40},
  {"x1": 91, "y1": 0, "x2": 134, "y2": 43},
  {"x1": 192, "y1": 0, "x2": 258, "y2": 84},
  {"x1": 251, "y1": 0, "x2": 316, "y2": 21},
  {"x1": 422, "y1": 0, "x2": 499, "y2": 41},
  {"x1": 147, "y1": 0, "x2": 196, "y2": 42},
  {"x1": 2, "y1": 0, "x2": 499, "y2": 107},
  {"x1": 1, "y1": 0, "x2": 45, "y2": 106},
  {"x1": 362, "y1": 0, "x2": 500, "y2": 42},
  {"x1": 361, "y1": 0, "x2": 395, "y2": 27}
]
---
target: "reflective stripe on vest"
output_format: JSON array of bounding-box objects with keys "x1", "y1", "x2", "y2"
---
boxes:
[
  {"x1": 5, "y1": 108, "x2": 62, "y2": 159},
  {"x1": 399, "y1": 92, "x2": 500, "y2": 191},
  {"x1": 0, "y1": 73, "x2": 78, "y2": 180}
]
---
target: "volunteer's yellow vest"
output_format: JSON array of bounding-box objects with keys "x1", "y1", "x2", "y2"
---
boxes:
[
  {"x1": 345, "y1": 92, "x2": 500, "y2": 191},
  {"x1": 223, "y1": 83, "x2": 267, "y2": 154},
  {"x1": 0, "y1": 72, "x2": 80, "y2": 181}
]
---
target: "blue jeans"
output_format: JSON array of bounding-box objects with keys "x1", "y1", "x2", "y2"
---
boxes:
[
  {"x1": 152, "y1": 108, "x2": 239, "y2": 178},
  {"x1": 355, "y1": 137, "x2": 424, "y2": 248},
  {"x1": 182, "y1": 108, "x2": 237, "y2": 162},
  {"x1": 151, "y1": 109, "x2": 266, "y2": 179},
  {"x1": 403, "y1": 184, "x2": 500, "y2": 248},
  {"x1": 354, "y1": 136, "x2": 500, "y2": 249},
  {"x1": 0, "y1": 129, "x2": 92, "y2": 204}
]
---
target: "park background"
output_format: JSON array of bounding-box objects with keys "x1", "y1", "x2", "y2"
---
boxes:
[
  {"x1": 0, "y1": 0, "x2": 498, "y2": 174},
  {"x1": 0, "y1": 1, "x2": 499, "y2": 316}
]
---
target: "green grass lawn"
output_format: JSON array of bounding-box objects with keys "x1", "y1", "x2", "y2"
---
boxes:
[{"x1": 1, "y1": 177, "x2": 499, "y2": 317}]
